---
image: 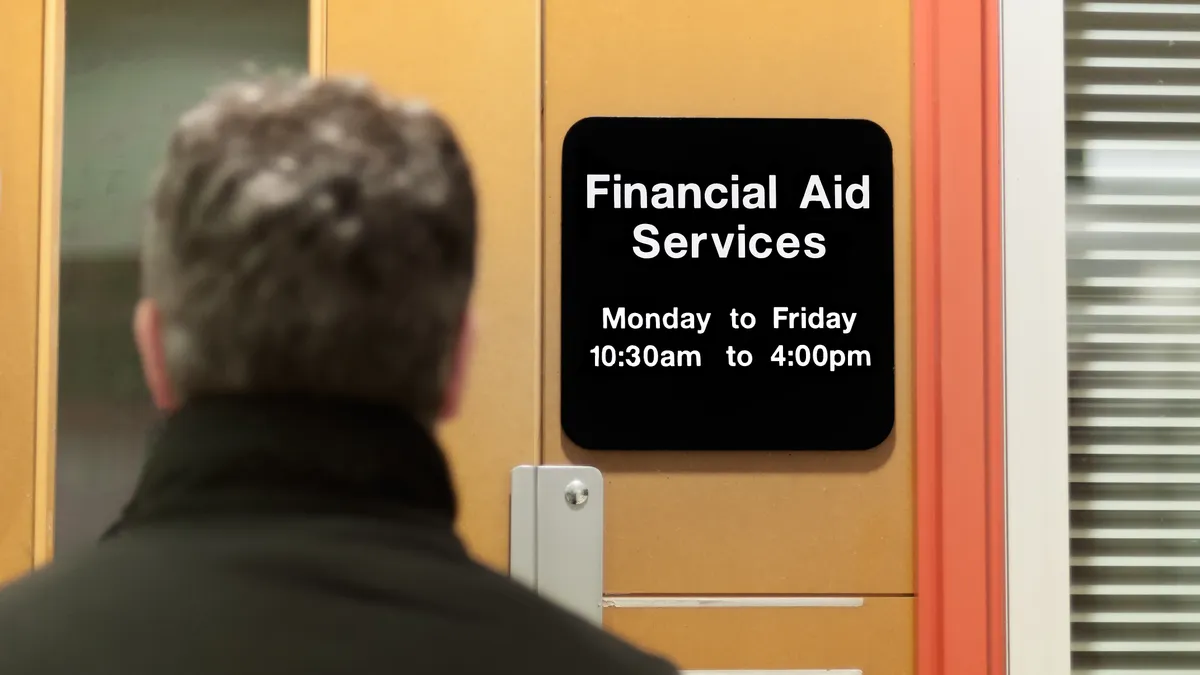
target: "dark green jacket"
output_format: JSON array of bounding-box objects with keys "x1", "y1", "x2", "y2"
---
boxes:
[{"x1": 0, "y1": 395, "x2": 676, "y2": 675}]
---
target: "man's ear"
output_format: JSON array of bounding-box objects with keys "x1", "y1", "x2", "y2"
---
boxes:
[
  {"x1": 133, "y1": 298, "x2": 179, "y2": 412},
  {"x1": 438, "y1": 309, "x2": 475, "y2": 421}
]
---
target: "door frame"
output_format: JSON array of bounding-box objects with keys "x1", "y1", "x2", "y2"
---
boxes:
[
  {"x1": 996, "y1": 0, "x2": 1073, "y2": 673},
  {"x1": 35, "y1": 0, "x2": 65, "y2": 569},
  {"x1": 0, "y1": 0, "x2": 63, "y2": 579},
  {"x1": 913, "y1": 0, "x2": 1008, "y2": 673}
]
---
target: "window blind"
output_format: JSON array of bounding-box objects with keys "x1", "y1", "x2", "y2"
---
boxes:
[{"x1": 1067, "y1": 1, "x2": 1200, "y2": 673}]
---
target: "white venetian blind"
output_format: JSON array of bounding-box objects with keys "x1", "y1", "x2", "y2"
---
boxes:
[{"x1": 1067, "y1": 1, "x2": 1200, "y2": 673}]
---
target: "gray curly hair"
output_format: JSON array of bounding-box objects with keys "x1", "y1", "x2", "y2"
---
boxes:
[{"x1": 143, "y1": 75, "x2": 477, "y2": 422}]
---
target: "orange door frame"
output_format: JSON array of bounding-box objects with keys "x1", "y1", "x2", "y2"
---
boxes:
[{"x1": 914, "y1": 0, "x2": 1005, "y2": 673}]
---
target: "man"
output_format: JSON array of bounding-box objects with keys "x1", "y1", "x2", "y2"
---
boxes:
[{"x1": 0, "y1": 76, "x2": 676, "y2": 675}]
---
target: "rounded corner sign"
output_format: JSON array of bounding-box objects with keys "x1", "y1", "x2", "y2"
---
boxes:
[{"x1": 560, "y1": 117, "x2": 896, "y2": 452}]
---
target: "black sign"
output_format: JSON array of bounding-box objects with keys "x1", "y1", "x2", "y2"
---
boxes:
[{"x1": 560, "y1": 117, "x2": 895, "y2": 451}]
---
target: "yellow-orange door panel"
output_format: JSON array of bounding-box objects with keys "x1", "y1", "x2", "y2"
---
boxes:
[{"x1": 542, "y1": 0, "x2": 914, "y2": 595}]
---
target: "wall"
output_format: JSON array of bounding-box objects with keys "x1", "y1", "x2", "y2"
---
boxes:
[{"x1": 56, "y1": 0, "x2": 307, "y2": 555}]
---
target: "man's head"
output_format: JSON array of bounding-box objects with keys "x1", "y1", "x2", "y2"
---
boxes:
[{"x1": 134, "y1": 76, "x2": 477, "y2": 426}]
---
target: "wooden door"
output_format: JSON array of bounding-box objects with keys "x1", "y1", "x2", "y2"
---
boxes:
[
  {"x1": 0, "y1": 0, "x2": 61, "y2": 583},
  {"x1": 322, "y1": 1, "x2": 1003, "y2": 673},
  {"x1": 324, "y1": 1, "x2": 910, "y2": 671},
  {"x1": 540, "y1": 3, "x2": 912, "y2": 671}
]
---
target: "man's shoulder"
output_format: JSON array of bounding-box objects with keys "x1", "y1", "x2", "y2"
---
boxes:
[
  {"x1": 0, "y1": 543, "x2": 125, "y2": 612},
  {"x1": 0, "y1": 526, "x2": 679, "y2": 675},
  {"x1": 0, "y1": 545, "x2": 142, "y2": 672}
]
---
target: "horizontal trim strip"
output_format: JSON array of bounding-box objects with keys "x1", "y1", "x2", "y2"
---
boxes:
[
  {"x1": 1067, "y1": 56, "x2": 1200, "y2": 69},
  {"x1": 1068, "y1": 2, "x2": 1200, "y2": 15},
  {"x1": 1072, "y1": 338, "x2": 1200, "y2": 348},
  {"x1": 1073, "y1": 583, "x2": 1200, "y2": 595},
  {"x1": 1071, "y1": 472, "x2": 1200, "y2": 483},
  {"x1": 1068, "y1": 84, "x2": 1200, "y2": 96},
  {"x1": 1070, "y1": 499, "x2": 1200, "y2": 509},
  {"x1": 1069, "y1": 167, "x2": 1200, "y2": 179},
  {"x1": 1068, "y1": 139, "x2": 1200, "y2": 150},
  {"x1": 601, "y1": 596, "x2": 865, "y2": 608},
  {"x1": 1071, "y1": 223, "x2": 1200, "y2": 234},
  {"x1": 1072, "y1": 555, "x2": 1200, "y2": 566},
  {"x1": 1071, "y1": 528, "x2": 1200, "y2": 539},
  {"x1": 1071, "y1": 363, "x2": 1200, "y2": 374},
  {"x1": 1067, "y1": 29, "x2": 1200, "y2": 42},
  {"x1": 1075, "y1": 670, "x2": 1200, "y2": 675},
  {"x1": 1072, "y1": 445, "x2": 1200, "y2": 455},
  {"x1": 1070, "y1": 417, "x2": 1200, "y2": 427},
  {"x1": 1074, "y1": 641, "x2": 1200, "y2": 652},
  {"x1": 1075, "y1": 611, "x2": 1200, "y2": 622},
  {"x1": 1071, "y1": 305, "x2": 1200, "y2": 316},
  {"x1": 1073, "y1": 251, "x2": 1200, "y2": 262},
  {"x1": 1072, "y1": 388, "x2": 1200, "y2": 398},
  {"x1": 1075, "y1": 164, "x2": 1200, "y2": 176},
  {"x1": 1071, "y1": 281, "x2": 1200, "y2": 293},
  {"x1": 1068, "y1": 195, "x2": 1200, "y2": 206}
]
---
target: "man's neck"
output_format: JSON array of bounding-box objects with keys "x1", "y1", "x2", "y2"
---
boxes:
[{"x1": 106, "y1": 393, "x2": 458, "y2": 536}]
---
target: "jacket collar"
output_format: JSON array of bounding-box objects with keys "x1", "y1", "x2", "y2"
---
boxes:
[{"x1": 106, "y1": 394, "x2": 458, "y2": 536}]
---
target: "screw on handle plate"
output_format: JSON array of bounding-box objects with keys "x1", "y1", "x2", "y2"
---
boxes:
[{"x1": 564, "y1": 479, "x2": 589, "y2": 507}]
